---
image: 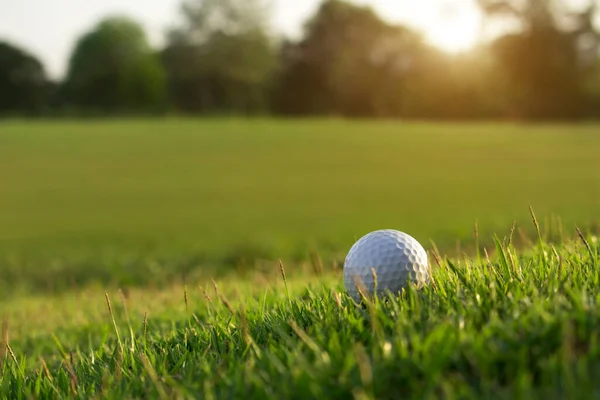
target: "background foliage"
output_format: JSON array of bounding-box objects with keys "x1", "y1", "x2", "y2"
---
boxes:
[{"x1": 1, "y1": 0, "x2": 599, "y2": 120}]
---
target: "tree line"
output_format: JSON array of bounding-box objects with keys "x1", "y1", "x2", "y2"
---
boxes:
[{"x1": 1, "y1": 0, "x2": 599, "y2": 120}]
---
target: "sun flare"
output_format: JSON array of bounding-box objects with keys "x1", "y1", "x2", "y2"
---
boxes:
[
  {"x1": 375, "y1": 0, "x2": 483, "y2": 54},
  {"x1": 424, "y1": 2, "x2": 482, "y2": 53}
]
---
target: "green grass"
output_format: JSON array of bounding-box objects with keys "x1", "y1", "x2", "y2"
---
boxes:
[
  {"x1": 1, "y1": 118, "x2": 600, "y2": 398},
  {"x1": 0, "y1": 118, "x2": 599, "y2": 295},
  {"x1": 1, "y1": 230, "x2": 599, "y2": 399}
]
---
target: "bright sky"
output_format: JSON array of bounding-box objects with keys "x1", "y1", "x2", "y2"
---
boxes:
[{"x1": 0, "y1": 0, "x2": 595, "y2": 79}]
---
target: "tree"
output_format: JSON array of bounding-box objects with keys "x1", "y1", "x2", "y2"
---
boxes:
[
  {"x1": 476, "y1": 0, "x2": 599, "y2": 119},
  {"x1": 0, "y1": 41, "x2": 49, "y2": 115},
  {"x1": 63, "y1": 15, "x2": 167, "y2": 114},
  {"x1": 271, "y1": 0, "x2": 431, "y2": 117},
  {"x1": 162, "y1": 0, "x2": 277, "y2": 114}
]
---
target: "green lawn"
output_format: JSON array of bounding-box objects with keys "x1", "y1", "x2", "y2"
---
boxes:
[
  {"x1": 1, "y1": 118, "x2": 600, "y2": 398},
  {"x1": 0, "y1": 119, "x2": 599, "y2": 294}
]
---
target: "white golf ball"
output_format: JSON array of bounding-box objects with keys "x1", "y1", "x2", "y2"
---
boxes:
[{"x1": 343, "y1": 229, "x2": 429, "y2": 301}]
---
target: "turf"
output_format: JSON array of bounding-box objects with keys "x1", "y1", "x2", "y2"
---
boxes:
[
  {"x1": 0, "y1": 118, "x2": 599, "y2": 295},
  {"x1": 1, "y1": 229, "x2": 599, "y2": 399},
  {"x1": 1, "y1": 118, "x2": 600, "y2": 398}
]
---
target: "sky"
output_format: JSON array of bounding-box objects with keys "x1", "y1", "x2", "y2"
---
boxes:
[{"x1": 0, "y1": 0, "x2": 595, "y2": 79}]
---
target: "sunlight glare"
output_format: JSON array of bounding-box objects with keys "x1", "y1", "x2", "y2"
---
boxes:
[
  {"x1": 426, "y1": 2, "x2": 482, "y2": 53},
  {"x1": 373, "y1": 0, "x2": 483, "y2": 54}
]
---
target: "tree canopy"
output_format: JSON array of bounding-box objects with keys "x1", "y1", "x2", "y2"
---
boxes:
[
  {"x1": 161, "y1": 0, "x2": 277, "y2": 114},
  {"x1": 63, "y1": 15, "x2": 167, "y2": 114},
  {"x1": 0, "y1": 41, "x2": 49, "y2": 115},
  {"x1": 0, "y1": 0, "x2": 599, "y2": 120}
]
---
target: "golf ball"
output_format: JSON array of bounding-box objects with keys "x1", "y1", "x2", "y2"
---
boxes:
[{"x1": 343, "y1": 229, "x2": 429, "y2": 301}]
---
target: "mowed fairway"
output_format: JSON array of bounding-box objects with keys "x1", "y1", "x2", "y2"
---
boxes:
[
  {"x1": 1, "y1": 118, "x2": 599, "y2": 293},
  {"x1": 1, "y1": 118, "x2": 600, "y2": 398}
]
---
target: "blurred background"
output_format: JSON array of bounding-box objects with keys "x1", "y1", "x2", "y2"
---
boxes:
[
  {"x1": 0, "y1": 0, "x2": 599, "y2": 295},
  {"x1": 1, "y1": 0, "x2": 599, "y2": 119}
]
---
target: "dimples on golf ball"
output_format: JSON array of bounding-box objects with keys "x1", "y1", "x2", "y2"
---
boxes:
[{"x1": 343, "y1": 229, "x2": 429, "y2": 301}]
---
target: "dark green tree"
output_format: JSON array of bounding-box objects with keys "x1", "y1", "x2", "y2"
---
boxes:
[
  {"x1": 477, "y1": 0, "x2": 599, "y2": 119},
  {"x1": 271, "y1": 0, "x2": 430, "y2": 117},
  {"x1": 63, "y1": 15, "x2": 167, "y2": 114},
  {"x1": 162, "y1": 0, "x2": 277, "y2": 114},
  {"x1": 0, "y1": 41, "x2": 49, "y2": 115}
]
